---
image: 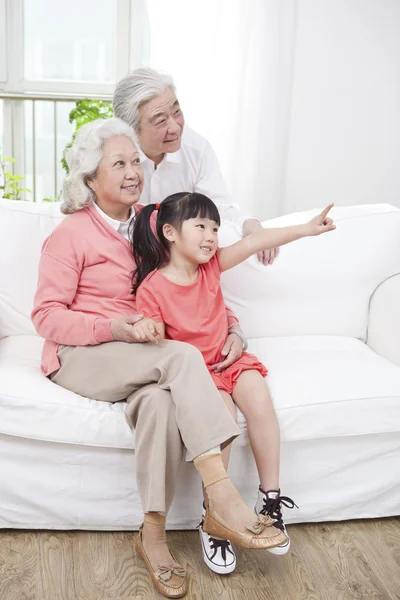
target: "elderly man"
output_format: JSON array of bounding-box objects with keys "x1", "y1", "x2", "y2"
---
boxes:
[
  {"x1": 113, "y1": 67, "x2": 280, "y2": 369},
  {"x1": 112, "y1": 68, "x2": 285, "y2": 578}
]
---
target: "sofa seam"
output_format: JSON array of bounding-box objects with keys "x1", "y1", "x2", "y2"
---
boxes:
[
  {"x1": 0, "y1": 429, "x2": 398, "y2": 450},
  {"x1": 1, "y1": 388, "x2": 399, "y2": 413},
  {"x1": 365, "y1": 270, "x2": 400, "y2": 345},
  {"x1": 0, "y1": 430, "x2": 134, "y2": 449}
]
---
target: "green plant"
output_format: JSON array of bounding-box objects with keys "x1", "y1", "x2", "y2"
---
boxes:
[
  {"x1": 0, "y1": 98, "x2": 112, "y2": 202},
  {"x1": 43, "y1": 194, "x2": 61, "y2": 203},
  {"x1": 62, "y1": 98, "x2": 114, "y2": 174},
  {"x1": 0, "y1": 153, "x2": 31, "y2": 200}
]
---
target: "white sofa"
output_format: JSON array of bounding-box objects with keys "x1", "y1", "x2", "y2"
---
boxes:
[{"x1": 0, "y1": 199, "x2": 399, "y2": 530}]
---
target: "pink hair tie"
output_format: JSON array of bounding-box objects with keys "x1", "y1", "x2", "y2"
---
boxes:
[{"x1": 155, "y1": 203, "x2": 160, "y2": 210}]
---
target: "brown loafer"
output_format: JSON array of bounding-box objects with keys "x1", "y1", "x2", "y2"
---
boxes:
[
  {"x1": 202, "y1": 505, "x2": 288, "y2": 550},
  {"x1": 136, "y1": 527, "x2": 187, "y2": 598}
]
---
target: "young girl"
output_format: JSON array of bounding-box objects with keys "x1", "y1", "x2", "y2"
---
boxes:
[{"x1": 130, "y1": 192, "x2": 335, "y2": 571}]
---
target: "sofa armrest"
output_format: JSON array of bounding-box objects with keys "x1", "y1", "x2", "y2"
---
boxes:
[{"x1": 367, "y1": 274, "x2": 400, "y2": 366}]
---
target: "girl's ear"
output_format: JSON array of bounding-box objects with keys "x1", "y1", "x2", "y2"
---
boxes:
[{"x1": 162, "y1": 223, "x2": 176, "y2": 243}]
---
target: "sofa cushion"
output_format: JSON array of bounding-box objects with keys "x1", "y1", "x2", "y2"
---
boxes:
[
  {"x1": 0, "y1": 335, "x2": 134, "y2": 449},
  {"x1": 248, "y1": 335, "x2": 400, "y2": 443},
  {"x1": 1, "y1": 334, "x2": 399, "y2": 449}
]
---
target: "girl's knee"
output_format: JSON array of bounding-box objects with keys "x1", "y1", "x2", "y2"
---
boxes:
[{"x1": 245, "y1": 395, "x2": 277, "y2": 421}]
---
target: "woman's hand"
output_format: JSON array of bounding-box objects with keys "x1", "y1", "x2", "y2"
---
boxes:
[
  {"x1": 111, "y1": 315, "x2": 163, "y2": 343},
  {"x1": 210, "y1": 330, "x2": 244, "y2": 372},
  {"x1": 111, "y1": 314, "x2": 144, "y2": 342},
  {"x1": 304, "y1": 204, "x2": 336, "y2": 237},
  {"x1": 132, "y1": 318, "x2": 163, "y2": 343}
]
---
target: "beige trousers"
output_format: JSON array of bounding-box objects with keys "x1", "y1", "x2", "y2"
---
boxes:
[{"x1": 51, "y1": 339, "x2": 240, "y2": 514}]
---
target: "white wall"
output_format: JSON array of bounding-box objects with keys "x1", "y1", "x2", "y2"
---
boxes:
[
  {"x1": 147, "y1": 0, "x2": 400, "y2": 218},
  {"x1": 283, "y1": 0, "x2": 400, "y2": 215}
]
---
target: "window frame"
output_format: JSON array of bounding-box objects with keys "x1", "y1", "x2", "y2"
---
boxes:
[
  {"x1": 0, "y1": 0, "x2": 7, "y2": 84},
  {"x1": 0, "y1": 0, "x2": 142, "y2": 200}
]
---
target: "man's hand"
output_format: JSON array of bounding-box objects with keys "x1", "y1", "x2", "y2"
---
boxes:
[
  {"x1": 110, "y1": 314, "x2": 144, "y2": 342},
  {"x1": 211, "y1": 331, "x2": 244, "y2": 373},
  {"x1": 242, "y1": 218, "x2": 280, "y2": 266}
]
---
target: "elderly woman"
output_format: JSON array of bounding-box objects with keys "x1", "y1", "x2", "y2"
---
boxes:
[{"x1": 31, "y1": 118, "x2": 286, "y2": 599}]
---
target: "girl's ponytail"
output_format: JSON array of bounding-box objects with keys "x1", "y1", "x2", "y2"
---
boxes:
[{"x1": 131, "y1": 203, "x2": 167, "y2": 294}]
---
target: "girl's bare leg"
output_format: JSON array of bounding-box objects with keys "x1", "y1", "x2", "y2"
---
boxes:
[{"x1": 232, "y1": 371, "x2": 280, "y2": 491}]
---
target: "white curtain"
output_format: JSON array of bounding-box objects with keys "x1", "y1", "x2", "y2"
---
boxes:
[
  {"x1": 145, "y1": 0, "x2": 400, "y2": 219},
  {"x1": 145, "y1": 0, "x2": 296, "y2": 220}
]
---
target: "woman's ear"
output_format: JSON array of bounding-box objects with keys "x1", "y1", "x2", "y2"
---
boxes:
[
  {"x1": 162, "y1": 223, "x2": 176, "y2": 243},
  {"x1": 86, "y1": 177, "x2": 95, "y2": 192}
]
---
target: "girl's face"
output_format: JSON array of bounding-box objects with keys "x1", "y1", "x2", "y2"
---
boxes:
[
  {"x1": 164, "y1": 217, "x2": 220, "y2": 264},
  {"x1": 88, "y1": 135, "x2": 144, "y2": 220}
]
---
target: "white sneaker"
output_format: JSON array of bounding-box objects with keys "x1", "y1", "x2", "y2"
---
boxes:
[
  {"x1": 198, "y1": 507, "x2": 236, "y2": 574},
  {"x1": 254, "y1": 488, "x2": 297, "y2": 555}
]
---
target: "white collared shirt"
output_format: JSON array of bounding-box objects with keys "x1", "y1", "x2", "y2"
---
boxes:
[
  {"x1": 93, "y1": 203, "x2": 134, "y2": 241},
  {"x1": 137, "y1": 126, "x2": 251, "y2": 232}
]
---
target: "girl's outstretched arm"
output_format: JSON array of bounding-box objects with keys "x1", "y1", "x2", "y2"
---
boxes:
[{"x1": 218, "y1": 204, "x2": 336, "y2": 273}]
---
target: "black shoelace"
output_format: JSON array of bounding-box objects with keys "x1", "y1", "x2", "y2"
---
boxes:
[
  {"x1": 208, "y1": 536, "x2": 234, "y2": 562},
  {"x1": 198, "y1": 521, "x2": 234, "y2": 562},
  {"x1": 259, "y1": 494, "x2": 298, "y2": 532}
]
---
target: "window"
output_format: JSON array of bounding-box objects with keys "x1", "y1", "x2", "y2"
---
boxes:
[
  {"x1": 0, "y1": 0, "x2": 147, "y2": 201},
  {"x1": 23, "y1": 0, "x2": 118, "y2": 85}
]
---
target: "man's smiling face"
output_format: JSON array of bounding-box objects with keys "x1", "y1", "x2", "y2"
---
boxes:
[{"x1": 137, "y1": 88, "x2": 185, "y2": 163}]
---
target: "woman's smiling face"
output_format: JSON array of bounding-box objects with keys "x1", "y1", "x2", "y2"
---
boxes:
[{"x1": 88, "y1": 135, "x2": 144, "y2": 220}]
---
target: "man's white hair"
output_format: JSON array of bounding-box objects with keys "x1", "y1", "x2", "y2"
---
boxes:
[
  {"x1": 61, "y1": 118, "x2": 137, "y2": 214},
  {"x1": 113, "y1": 67, "x2": 176, "y2": 132}
]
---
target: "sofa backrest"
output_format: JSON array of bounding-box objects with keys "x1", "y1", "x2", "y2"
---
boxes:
[
  {"x1": 1, "y1": 199, "x2": 399, "y2": 340},
  {"x1": 220, "y1": 204, "x2": 400, "y2": 340},
  {"x1": 0, "y1": 200, "x2": 65, "y2": 338}
]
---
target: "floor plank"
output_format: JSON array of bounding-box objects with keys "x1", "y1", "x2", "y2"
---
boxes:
[{"x1": 0, "y1": 518, "x2": 399, "y2": 600}]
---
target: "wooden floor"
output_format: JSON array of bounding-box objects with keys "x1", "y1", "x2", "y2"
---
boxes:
[{"x1": 0, "y1": 518, "x2": 399, "y2": 600}]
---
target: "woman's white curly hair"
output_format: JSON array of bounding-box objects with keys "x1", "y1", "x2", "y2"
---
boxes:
[{"x1": 61, "y1": 117, "x2": 137, "y2": 214}]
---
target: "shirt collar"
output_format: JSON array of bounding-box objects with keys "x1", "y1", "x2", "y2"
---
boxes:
[
  {"x1": 138, "y1": 145, "x2": 181, "y2": 165},
  {"x1": 93, "y1": 202, "x2": 135, "y2": 233}
]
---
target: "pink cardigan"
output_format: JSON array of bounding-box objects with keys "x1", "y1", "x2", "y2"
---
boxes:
[
  {"x1": 32, "y1": 203, "x2": 239, "y2": 376},
  {"x1": 32, "y1": 204, "x2": 141, "y2": 375}
]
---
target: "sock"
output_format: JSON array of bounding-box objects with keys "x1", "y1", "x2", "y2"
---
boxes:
[
  {"x1": 142, "y1": 512, "x2": 177, "y2": 570},
  {"x1": 144, "y1": 512, "x2": 166, "y2": 525},
  {"x1": 193, "y1": 452, "x2": 229, "y2": 488},
  {"x1": 195, "y1": 454, "x2": 273, "y2": 535}
]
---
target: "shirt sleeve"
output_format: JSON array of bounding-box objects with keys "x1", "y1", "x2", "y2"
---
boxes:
[
  {"x1": 209, "y1": 254, "x2": 240, "y2": 328},
  {"x1": 31, "y1": 230, "x2": 114, "y2": 346},
  {"x1": 136, "y1": 282, "x2": 164, "y2": 323},
  {"x1": 195, "y1": 139, "x2": 253, "y2": 232},
  {"x1": 225, "y1": 306, "x2": 239, "y2": 328}
]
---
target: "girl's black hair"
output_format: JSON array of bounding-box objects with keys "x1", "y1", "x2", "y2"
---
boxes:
[{"x1": 131, "y1": 192, "x2": 220, "y2": 294}]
